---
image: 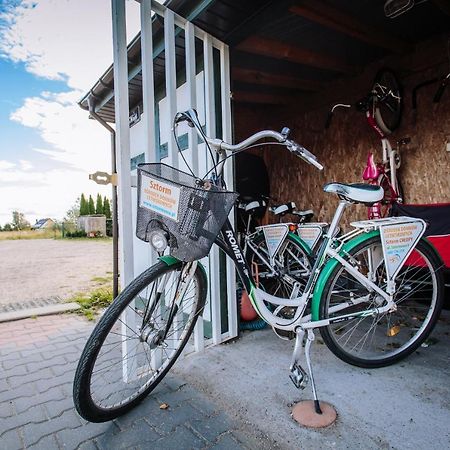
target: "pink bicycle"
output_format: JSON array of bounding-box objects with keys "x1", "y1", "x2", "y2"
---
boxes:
[{"x1": 327, "y1": 69, "x2": 407, "y2": 219}]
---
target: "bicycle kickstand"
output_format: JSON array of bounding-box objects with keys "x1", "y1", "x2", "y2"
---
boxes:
[{"x1": 305, "y1": 329, "x2": 322, "y2": 415}]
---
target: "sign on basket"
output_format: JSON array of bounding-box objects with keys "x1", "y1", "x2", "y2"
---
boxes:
[{"x1": 140, "y1": 174, "x2": 181, "y2": 222}]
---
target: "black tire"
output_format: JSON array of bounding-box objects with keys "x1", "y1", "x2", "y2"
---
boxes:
[
  {"x1": 73, "y1": 261, "x2": 207, "y2": 422},
  {"x1": 319, "y1": 236, "x2": 444, "y2": 368},
  {"x1": 373, "y1": 69, "x2": 402, "y2": 134},
  {"x1": 247, "y1": 232, "x2": 312, "y2": 297}
]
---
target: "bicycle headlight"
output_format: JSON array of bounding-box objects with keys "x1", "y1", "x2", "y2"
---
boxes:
[{"x1": 149, "y1": 230, "x2": 169, "y2": 252}]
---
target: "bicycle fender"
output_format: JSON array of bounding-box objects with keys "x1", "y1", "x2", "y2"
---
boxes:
[
  {"x1": 311, "y1": 230, "x2": 380, "y2": 321},
  {"x1": 286, "y1": 231, "x2": 313, "y2": 255},
  {"x1": 253, "y1": 230, "x2": 313, "y2": 255},
  {"x1": 158, "y1": 255, "x2": 181, "y2": 266},
  {"x1": 158, "y1": 255, "x2": 208, "y2": 280}
]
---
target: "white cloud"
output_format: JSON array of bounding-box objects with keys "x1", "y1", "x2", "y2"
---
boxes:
[
  {"x1": 0, "y1": 0, "x2": 140, "y2": 91},
  {"x1": 0, "y1": 0, "x2": 141, "y2": 225},
  {"x1": 19, "y1": 160, "x2": 33, "y2": 171},
  {"x1": 10, "y1": 91, "x2": 111, "y2": 172},
  {"x1": 0, "y1": 160, "x2": 16, "y2": 170}
]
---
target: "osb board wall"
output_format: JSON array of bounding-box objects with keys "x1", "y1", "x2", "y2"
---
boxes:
[{"x1": 233, "y1": 64, "x2": 450, "y2": 230}]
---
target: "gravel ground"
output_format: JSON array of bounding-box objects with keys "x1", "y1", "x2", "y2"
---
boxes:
[{"x1": 0, "y1": 239, "x2": 112, "y2": 306}]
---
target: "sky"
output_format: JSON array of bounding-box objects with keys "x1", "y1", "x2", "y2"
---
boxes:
[{"x1": 0, "y1": 0, "x2": 141, "y2": 226}]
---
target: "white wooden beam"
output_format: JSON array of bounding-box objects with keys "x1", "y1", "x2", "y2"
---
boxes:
[
  {"x1": 164, "y1": 8, "x2": 178, "y2": 168},
  {"x1": 112, "y1": 0, "x2": 136, "y2": 382},
  {"x1": 203, "y1": 34, "x2": 222, "y2": 345},
  {"x1": 185, "y1": 21, "x2": 205, "y2": 351},
  {"x1": 185, "y1": 21, "x2": 199, "y2": 175},
  {"x1": 140, "y1": 0, "x2": 156, "y2": 163},
  {"x1": 111, "y1": 0, "x2": 134, "y2": 286},
  {"x1": 220, "y1": 43, "x2": 238, "y2": 339}
]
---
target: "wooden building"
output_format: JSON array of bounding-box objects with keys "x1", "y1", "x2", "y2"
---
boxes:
[{"x1": 80, "y1": 0, "x2": 450, "y2": 348}]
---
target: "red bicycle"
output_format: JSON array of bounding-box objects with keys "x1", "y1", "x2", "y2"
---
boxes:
[{"x1": 327, "y1": 69, "x2": 406, "y2": 218}]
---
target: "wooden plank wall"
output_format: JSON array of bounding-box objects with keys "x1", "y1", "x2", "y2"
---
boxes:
[{"x1": 233, "y1": 47, "x2": 450, "y2": 230}]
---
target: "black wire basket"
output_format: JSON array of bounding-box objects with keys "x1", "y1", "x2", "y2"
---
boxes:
[{"x1": 137, "y1": 163, "x2": 238, "y2": 262}]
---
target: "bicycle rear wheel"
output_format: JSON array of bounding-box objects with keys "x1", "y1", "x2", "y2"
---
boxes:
[
  {"x1": 73, "y1": 260, "x2": 207, "y2": 422},
  {"x1": 319, "y1": 236, "x2": 444, "y2": 368},
  {"x1": 247, "y1": 232, "x2": 312, "y2": 297}
]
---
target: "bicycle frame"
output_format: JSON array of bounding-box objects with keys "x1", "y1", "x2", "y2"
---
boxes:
[
  {"x1": 214, "y1": 200, "x2": 397, "y2": 333},
  {"x1": 366, "y1": 111, "x2": 400, "y2": 193}
]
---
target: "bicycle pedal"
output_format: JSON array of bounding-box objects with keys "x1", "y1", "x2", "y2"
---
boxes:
[{"x1": 289, "y1": 362, "x2": 309, "y2": 390}]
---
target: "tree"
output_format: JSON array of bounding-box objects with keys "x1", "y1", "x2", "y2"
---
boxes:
[
  {"x1": 65, "y1": 197, "x2": 80, "y2": 226},
  {"x1": 0, "y1": 224, "x2": 2, "y2": 232},
  {"x1": 103, "y1": 197, "x2": 112, "y2": 219},
  {"x1": 3, "y1": 223, "x2": 12, "y2": 231},
  {"x1": 11, "y1": 211, "x2": 30, "y2": 231},
  {"x1": 79, "y1": 193, "x2": 89, "y2": 216},
  {"x1": 88, "y1": 195, "x2": 95, "y2": 215},
  {"x1": 95, "y1": 193, "x2": 103, "y2": 215}
]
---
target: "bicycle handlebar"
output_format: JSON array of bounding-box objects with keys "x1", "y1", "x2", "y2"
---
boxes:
[{"x1": 174, "y1": 109, "x2": 323, "y2": 171}]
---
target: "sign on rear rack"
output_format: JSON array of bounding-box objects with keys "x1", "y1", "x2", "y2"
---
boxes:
[
  {"x1": 262, "y1": 224, "x2": 289, "y2": 263},
  {"x1": 379, "y1": 220, "x2": 426, "y2": 281}
]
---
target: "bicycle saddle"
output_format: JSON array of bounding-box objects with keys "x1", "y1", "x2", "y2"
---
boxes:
[
  {"x1": 362, "y1": 153, "x2": 380, "y2": 181},
  {"x1": 271, "y1": 202, "x2": 296, "y2": 216},
  {"x1": 292, "y1": 209, "x2": 314, "y2": 222},
  {"x1": 239, "y1": 199, "x2": 266, "y2": 213},
  {"x1": 323, "y1": 182, "x2": 384, "y2": 205}
]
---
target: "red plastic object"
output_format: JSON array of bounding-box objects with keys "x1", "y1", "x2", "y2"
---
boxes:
[
  {"x1": 362, "y1": 153, "x2": 380, "y2": 181},
  {"x1": 391, "y1": 202, "x2": 450, "y2": 269},
  {"x1": 240, "y1": 290, "x2": 258, "y2": 321}
]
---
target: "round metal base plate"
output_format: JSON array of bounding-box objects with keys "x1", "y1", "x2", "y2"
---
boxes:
[{"x1": 292, "y1": 400, "x2": 337, "y2": 428}]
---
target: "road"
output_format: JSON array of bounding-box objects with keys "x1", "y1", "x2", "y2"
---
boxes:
[{"x1": 0, "y1": 239, "x2": 112, "y2": 306}]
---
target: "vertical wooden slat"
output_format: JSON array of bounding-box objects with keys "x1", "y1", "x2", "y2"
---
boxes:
[
  {"x1": 141, "y1": 0, "x2": 156, "y2": 271},
  {"x1": 220, "y1": 43, "x2": 238, "y2": 339},
  {"x1": 185, "y1": 22, "x2": 199, "y2": 175},
  {"x1": 185, "y1": 21, "x2": 204, "y2": 352},
  {"x1": 140, "y1": 0, "x2": 161, "y2": 369},
  {"x1": 203, "y1": 34, "x2": 221, "y2": 345},
  {"x1": 164, "y1": 8, "x2": 178, "y2": 168},
  {"x1": 141, "y1": 0, "x2": 156, "y2": 164},
  {"x1": 112, "y1": 0, "x2": 134, "y2": 285},
  {"x1": 112, "y1": 0, "x2": 136, "y2": 381}
]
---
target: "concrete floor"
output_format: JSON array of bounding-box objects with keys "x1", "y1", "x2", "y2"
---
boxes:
[{"x1": 175, "y1": 310, "x2": 450, "y2": 450}]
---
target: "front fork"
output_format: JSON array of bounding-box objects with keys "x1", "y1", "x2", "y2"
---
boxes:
[{"x1": 162, "y1": 261, "x2": 198, "y2": 340}]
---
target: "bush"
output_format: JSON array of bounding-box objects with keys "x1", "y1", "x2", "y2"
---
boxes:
[
  {"x1": 106, "y1": 219, "x2": 113, "y2": 237},
  {"x1": 65, "y1": 230, "x2": 87, "y2": 238},
  {"x1": 71, "y1": 288, "x2": 113, "y2": 320}
]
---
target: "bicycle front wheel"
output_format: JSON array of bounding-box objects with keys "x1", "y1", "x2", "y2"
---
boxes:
[
  {"x1": 73, "y1": 260, "x2": 207, "y2": 422},
  {"x1": 319, "y1": 236, "x2": 444, "y2": 368}
]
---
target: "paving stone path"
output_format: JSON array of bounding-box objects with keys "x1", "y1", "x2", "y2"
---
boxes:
[{"x1": 0, "y1": 315, "x2": 267, "y2": 450}]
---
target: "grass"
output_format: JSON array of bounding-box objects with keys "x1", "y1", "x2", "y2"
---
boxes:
[
  {"x1": 0, "y1": 229, "x2": 58, "y2": 240},
  {"x1": 0, "y1": 230, "x2": 112, "y2": 242},
  {"x1": 91, "y1": 275, "x2": 113, "y2": 284},
  {"x1": 70, "y1": 288, "x2": 114, "y2": 321}
]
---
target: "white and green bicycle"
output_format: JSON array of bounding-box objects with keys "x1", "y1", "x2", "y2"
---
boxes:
[{"x1": 74, "y1": 109, "x2": 444, "y2": 422}]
